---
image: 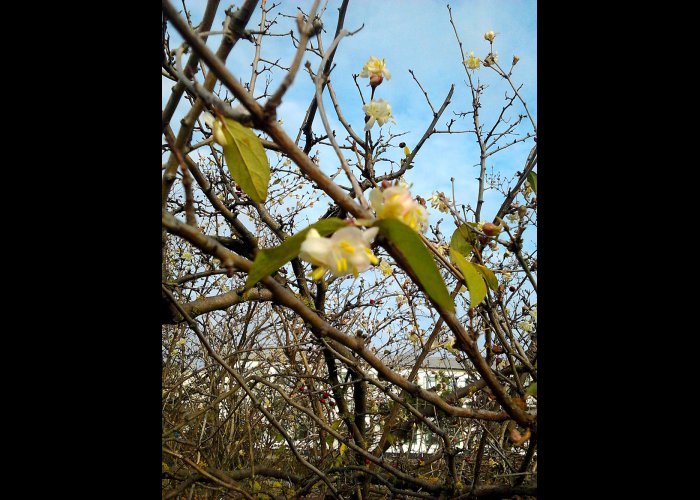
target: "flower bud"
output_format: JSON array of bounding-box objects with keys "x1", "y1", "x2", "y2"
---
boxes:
[
  {"x1": 212, "y1": 119, "x2": 229, "y2": 146},
  {"x1": 370, "y1": 74, "x2": 383, "y2": 89},
  {"x1": 482, "y1": 222, "x2": 502, "y2": 236},
  {"x1": 484, "y1": 31, "x2": 496, "y2": 42},
  {"x1": 512, "y1": 55, "x2": 520, "y2": 65}
]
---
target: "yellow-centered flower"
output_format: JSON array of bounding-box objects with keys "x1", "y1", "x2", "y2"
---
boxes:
[
  {"x1": 379, "y1": 260, "x2": 393, "y2": 276},
  {"x1": 465, "y1": 51, "x2": 481, "y2": 70},
  {"x1": 299, "y1": 226, "x2": 379, "y2": 280},
  {"x1": 369, "y1": 185, "x2": 428, "y2": 233},
  {"x1": 363, "y1": 99, "x2": 394, "y2": 131},
  {"x1": 359, "y1": 56, "x2": 391, "y2": 80}
]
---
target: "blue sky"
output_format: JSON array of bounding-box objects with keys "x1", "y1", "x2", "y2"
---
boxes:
[{"x1": 164, "y1": 0, "x2": 536, "y2": 234}]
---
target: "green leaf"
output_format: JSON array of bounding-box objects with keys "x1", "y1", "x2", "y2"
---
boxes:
[
  {"x1": 527, "y1": 170, "x2": 537, "y2": 194},
  {"x1": 325, "y1": 435, "x2": 335, "y2": 446},
  {"x1": 274, "y1": 434, "x2": 284, "y2": 443},
  {"x1": 245, "y1": 218, "x2": 346, "y2": 289},
  {"x1": 450, "y1": 249, "x2": 487, "y2": 307},
  {"x1": 376, "y1": 219, "x2": 454, "y2": 313},
  {"x1": 220, "y1": 117, "x2": 270, "y2": 203},
  {"x1": 449, "y1": 224, "x2": 475, "y2": 262},
  {"x1": 526, "y1": 382, "x2": 537, "y2": 397},
  {"x1": 475, "y1": 264, "x2": 498, "y2": 291}
]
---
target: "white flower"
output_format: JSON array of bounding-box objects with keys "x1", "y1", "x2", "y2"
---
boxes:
[
  {"x1": 530, "y1": 307, "x2": 537, "y2": 322},
  {"x1": 369, "y1": 185, "x2": 428, "y2": 232},
  {"x1": 428, "y1": 192, "x2": 450, "y2": 213},
  {"x1": 518, "y1": 320, "x2": 534, "y2": 333},
  {"x1": 501, "y1": 270, "x2": 512, "y2": 282},
  {"x1": 484, "y1": 31, "x2": 496, "y2": 42},
  {"x1": 362, "y1": 99, "x2": 394, "y2": 131},
  {"x1": 299, "y1": 226, "x2": 379, "y2": 280},
  {"x1": 359, "y1": 56, "x2": 391, "y2": 80}
]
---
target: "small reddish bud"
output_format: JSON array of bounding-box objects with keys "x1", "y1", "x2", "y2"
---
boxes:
[
  {"x1": 370, "y1": 299, "x2": 376, "y2": 305},
  {"x1": 381, "y1": 180, "x2": 392, "y2": 190},
  {"x1": 399, "y1": 142, "x2": 406, "y2": 148},
  {"x1": 329, "y1": 401, "x2": 335, "y2": 407},
  {"x1": 320, "y1": 398, "x2": 326, "y2": 404},
  {"x1": 370, "y1": 74, "x2": 384, "y2": 89},
  {"x1": 509, "y1": 285, "x2": 516, "y2": 292},
  {"x1": 323, "y1": 392, "x2": 330, "y2": 398},
  {"x1": 364, "y1": 458, "x2": 371, "y2": 466}
]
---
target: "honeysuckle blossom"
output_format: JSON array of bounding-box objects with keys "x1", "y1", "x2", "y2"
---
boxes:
[
  {"x1": 299, "y1": 226, "x2": 379, "y2": 280},
  {"x1": 465, "y1": 51, "x2": 481, "y2": 70},
  {"x1": 483, "y1": 52, "x2": 498, "y2": 67},
  {"x1": 484, "y1": 31, "x2": 496, "y2": 42},
  {"x1": 379, "y1": 260, "x2": 393, "y2": 276},
  {"x1": 359, "y1": 56, "x2": 391, "y2": 80},
  {"x1": 362, "y1": 99, "x2": 394, "y2": 131},
  {"x1": 518, "y1": 320, "x2": 535, "y2": 333},
  {"x1": 428, "y1": 192, "x2": 451, "y2": 213},
  {"x1": 369, "y1": 185, "x2": 429, "y2": 232}
]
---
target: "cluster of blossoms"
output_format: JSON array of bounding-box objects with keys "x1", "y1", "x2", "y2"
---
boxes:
[
  {"x1": 299, "y1": 183, "x2": 429, "y2": 281},
  {"x1": 298, "y1": 58, "x2": 432, "y2": 284},
  {"x1": 465, "y1": 30, "x2": 518, "y2": 71},
  {"x1": 359, "y1": 56, "x2": 395, "y2": 132}
]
